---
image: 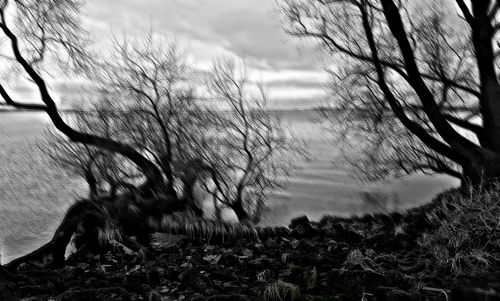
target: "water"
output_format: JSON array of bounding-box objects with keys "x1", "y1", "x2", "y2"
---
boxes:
[{"x1": 0, "y1": 110, "x2": 457, "y2": 264}]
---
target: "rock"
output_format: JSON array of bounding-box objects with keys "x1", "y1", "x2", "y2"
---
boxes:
[
  {"x1": 386, "y1": 289, "x2": 413, "y2": 301},
  {"x1": 383, "y1": 270, "x2": 409, "y2": 289},
  {"x1": 146, "y1": 291, "x2": 163, "y2": 301},
  {"x1": 393, "y1": 233, "x2": 412, "y2": 249},
  {"x1": 452, "y1": 287, "x2": 500, "y2": 301},
  {"x1": 192, "y1": 294, "x2": 251, "y2": 301},
  {"x1": 290, "y1": 215, "x2": 310, "y2": 229},
  {"x1": 398, "y1": 261, "x2": 425, "y2": 274},
  {"x1": 290, "y1": 215, "x2": 319, "y2": 238},
  {"x1": 331, "y1": 223, "x2": 363, "y2": 243},
  {"x1": 304, "y1": 267, "x2": 318, "y2": 291},
  {"x1": 18, "y1": 283, "x2": 56, "y2": 296},
  {"x1": 76, "y1": 262, "x2": 89, "y2": 270},
  {"x1": 453, "y1": 273, "x2": 500, "y2": 291},
  {"x1": 191, "y1": 277, "x2": 208, "y2": 293},
  {"x1": 275, "y1": 226, "x2": 291, "y2": 237},
  {"x1": 0, "y1": 279, "x2": 16, "y2": 301},
  {"x1": 248, "y1": 258, "x2": 264, "y2": 267},
  {"x1": 325, "y1": 269, "x2": 386, "y2": 296},
  {"x1": 57, "y1": 287, "x2": 130, "y2": 301},
  {"x1": 124, "y1": 271, "x2": 149, "y2": 288},
  {"x1": 165, "y1": 266, "x2": 180, "y2": 280},
  {"x1": 178, "y1": 270, "x2": 194, "y2": 283}
]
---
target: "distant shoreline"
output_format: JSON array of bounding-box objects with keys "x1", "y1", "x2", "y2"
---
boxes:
[{"x1": 0, "y1": 106, "x2": 337, "y2": 114}]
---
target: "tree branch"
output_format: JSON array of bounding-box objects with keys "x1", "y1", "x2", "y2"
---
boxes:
[
  {"x1": 444, "y1": 113, "x2": 483, "y2": 136},
  {"x1": 358, "y1": 0, "x2": 466, "y2": 165},
  {"x1": 380, "y1": 0, "x2": 481, "y2": 159},
  {"x1": 0, "y1": 84, "x2": 47, "y2": 110},
  {"x1": 455, "y1": 0, "x2": 475, "y2": 24},
  {"x1": 0, "y1": 7, "x2": 166, "y2": 192}
]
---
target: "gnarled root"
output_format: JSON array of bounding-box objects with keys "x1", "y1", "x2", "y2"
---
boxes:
[
  {"x1": 4, "y1": 200, "x2": 105, "y2": 271},
  {"x1": 4, "y1": 190, "x2": 181, "y2": 272}
]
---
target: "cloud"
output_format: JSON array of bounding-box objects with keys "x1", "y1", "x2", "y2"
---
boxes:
[
  {"x1": 73, "y1": 0, "x2": 331, "y2": 108},
  {"x1": 85, "y1": 0, "x2": 324, "y2": 69}
]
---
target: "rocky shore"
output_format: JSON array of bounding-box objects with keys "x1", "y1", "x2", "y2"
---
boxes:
[{"x1": 2, "y1": 192, "x2": 500, "y2": 301}]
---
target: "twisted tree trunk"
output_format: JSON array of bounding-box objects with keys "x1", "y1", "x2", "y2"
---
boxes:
[
  {"x1": 4, "y1": 190, "x2": 184, "y2": 271},
  {"x1": 4, "y1": 200, "x2": 103, "y2": 271}
]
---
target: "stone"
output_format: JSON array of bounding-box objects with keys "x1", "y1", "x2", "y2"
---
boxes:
[
  {"x1": 57, "y1": 287, "x2": 129, "y2": 301},
  {"x1": 192, "y1": 294, "x2": 251, "y2": 301},
  {"x1": 290, "y1": 215, "x2": 311, "y2": 230},
  {"x1": 386, "y1": 289, "x2": 413, "y2": 301},
  {"x1": 0, "y1": 279, "x2": 16, "y2": 301},
  {"x1": 452, "y1": 287, "x2": 500, "y2": 301},
  {"x1": 326, "y1": 269, "x2": 386, "y2": 295},
  {"x1": 304, "y1": 267, "x2": 318, "y2": 290},
  {"x1": 146, "y1": 291, "x2": 163, "y2": 301},
  {"x1": 332, "y1": 223, "x2": 363, "y2": 243}
]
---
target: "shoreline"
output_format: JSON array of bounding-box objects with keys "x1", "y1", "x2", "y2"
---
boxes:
[{"x1": 3, "y1": 189, "x2": 499, "y2": 300}]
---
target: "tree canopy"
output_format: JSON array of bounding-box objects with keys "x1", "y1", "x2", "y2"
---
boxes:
[{"x1": 280, "y1": 0, "x2": 500, "y2": 186}]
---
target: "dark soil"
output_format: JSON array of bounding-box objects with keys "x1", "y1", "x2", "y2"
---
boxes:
[{"x1": 2, "y1": 194, "x2": 500, "y2": 301}]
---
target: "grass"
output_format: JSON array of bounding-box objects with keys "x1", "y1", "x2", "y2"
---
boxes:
[
  {"x1": 158, "y1": 211, "x2": 260, "y2": 242},
  {"x1": 97, "y1": 221, "x2": 123, "y2": 246},
  {"x1": 342, "y1": 249, "x2": 380, "y2": 272},
  {"x1": 418, "y1": 184, "x2": 500, "y2": 275},
  {"x1": 263, "y1": 280, "x2": 302, "y2": 301}
]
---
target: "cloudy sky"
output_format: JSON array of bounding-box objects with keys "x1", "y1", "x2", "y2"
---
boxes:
[
  {"x1": 87, "y1": 0, "x2": 330, "y2": 109},
  {"x1": 7, "y1": 0, "x2": 330, "y2": 109}
]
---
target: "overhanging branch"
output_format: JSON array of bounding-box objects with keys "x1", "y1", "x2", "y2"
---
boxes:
[
  {"x1": 456, "y1": 0, "x2": 474, "y2": 24},
  {"x1": 380, "y1": 0, "x2": 481, "y2": 159},
  {"x1": 0, "y1": 84, "x2": 47, "y2": 110}
]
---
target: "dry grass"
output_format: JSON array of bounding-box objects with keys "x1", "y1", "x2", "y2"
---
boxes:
[
  {"x1": 419, "y1": 184, "x2": 500, "y2": 275},
  {"x1": 158, "y1": 211, "x2": 260, "y2": 242},
  {"x1": 263, "y1": 280, "x2": 302, "y2": 301},
  {"x1": 97, "y1": 223, "x2": 122, "y2": 246},
  {"x1": 342, "y1": 249, "x2": 381, "y2": 272}
]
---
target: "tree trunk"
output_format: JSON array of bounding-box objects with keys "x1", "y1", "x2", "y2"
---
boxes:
[
  {"x1": 232, "y1": 201, "x2": 250, "y2": 222},
  {"x1": 461, "y1": 154, "x2": 500, "y2": 188},
  {"x1": 4, "y1": 200, "x2": 104, "y2": 271},
  {"x1": 471, "y1": 1, "x2": 500, "y2": 152},
  {"x1": 85, "y1": 169, "x2": 99, "y2": 200},
  {"x1": 213, "y1": 194, "x2": 222, "y2": 221},
  {"x1": 181, "y1": 179, "x2": 203, "y2": 217},
  {"x1": 4, "y1": 188, "x2": 182, "y2": 271}
]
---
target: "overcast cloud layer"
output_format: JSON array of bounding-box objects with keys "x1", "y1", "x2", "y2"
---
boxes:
[{"x1": 10, "y1": 0, "x2": 329, "y2": 109}]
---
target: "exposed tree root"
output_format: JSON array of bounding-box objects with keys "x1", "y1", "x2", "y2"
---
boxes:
[
  {"x1": 5, "y1": 200, "x2": 106, "y2": 271},
  {"x1": 4, "y1": 189, "x2": 182, "y2": 272},
  {"x1": 4, "y1": 186, "x2": 290, "y2": 272}
]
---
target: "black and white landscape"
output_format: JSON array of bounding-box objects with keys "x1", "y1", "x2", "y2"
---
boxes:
[{"x1": 0, "y1": 1, "x2": 499, "y2": 300}]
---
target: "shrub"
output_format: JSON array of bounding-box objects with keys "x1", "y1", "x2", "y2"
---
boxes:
[
  {"x1": 419, "y1": 185, "x2": 500, "y2": 275},
  {"x1": 263, "y1": 280, "x2": 302, "y2": 301}
]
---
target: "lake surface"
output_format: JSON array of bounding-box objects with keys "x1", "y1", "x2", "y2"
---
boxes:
[{"x1": 0, "y1": 110, "x2": 457, "y2": 264}]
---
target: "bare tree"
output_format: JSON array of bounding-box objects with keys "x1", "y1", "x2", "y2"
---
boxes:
[
  {"x1": 42, "y1": 34, "x2": 210, "y2": 210},
  {"x1": 201, "y1": 59, "x2": 301, "y2": 222},
  {"x1": 45, "y1": 57, "x2": 302, "y2": 224},
  {"x1": 94, "y1": 33, "x2": 206, "y2": 198},
  {"x1": 280, "y1": 0, "x2": 500, "y2": 186},
  {"x1": 0, "y1": 0, "x2": 166, "y2": 191},
  {"x1": 0, "y1": 0, "x2": 300, "y2": 269},
  {"x1": 41, "y1": 100, "x2": 145, "y2": 200},
  {"x1": 0, "y1": 1, "x2": 194, "y2": 268}
]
